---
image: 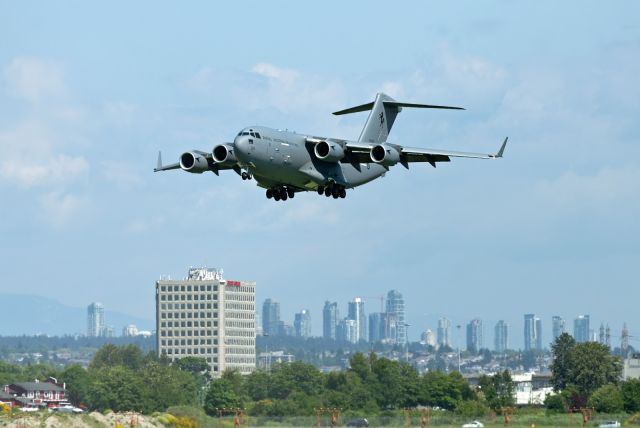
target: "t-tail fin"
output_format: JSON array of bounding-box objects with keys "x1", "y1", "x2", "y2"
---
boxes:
[{"x1": 332, "y1": 92, "x2": 465, "y2": 144}]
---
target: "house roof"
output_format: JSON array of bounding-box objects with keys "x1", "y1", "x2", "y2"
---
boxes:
[
  {"x1": 0, "y1": 391, "x2": 13, "y2": 400},
  {"x1": 10, "y1": 382, "x2": 64, "y2": 392}
]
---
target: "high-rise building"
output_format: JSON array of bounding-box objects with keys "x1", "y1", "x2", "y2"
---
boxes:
[
  {"x1": 494, "y1": 320, "x2": 508, "y2": 352},
  {"x1": 278, "y1": 320, "x2": 293, "y2": 336},
  {"x1": 437, "y1": 317, "x2": 452, "y2": 349},
  {"x1": 466, "y1": 319, "x2": 483, "y2": 353},
  {"x1": 622, "y1": 323, "x2": 630, "y2": 357},
  {"x1": 294, "y1": 309, "x2": 311, "y2": 338},
  {"x1": 262, "y1": 298, "x2": 280, "y2": 336},
  {"x1": 574, "y1": 315, "x2": 590, "y2": 343},
  {"x1": 322, "y1": 301, "x2": 339, "y2": 340},
  {"x1": 122, "y1": 324, "x2": 138, "y2": 337},
  {"x1": 87, "y1": 302, "x2": 104, "y2": 337},
  {"x1": 524, "y1": 314, "x2": 541, "y2": 351},
  {"x1": 337, "y1": 318, "x2": 357, "y2": 343},
  {"x1": 552, "y1": 316, "x2": 565, "y2": 341},
  {"x1": 156, "y1": 267, "x2": 256, "y2": 376},
  {"x1": 369, "y1": 312, "x2": 388, "y2": 343},
  {"x1": 421, "y1": 329, "x2": 436, "y2": 347},
  {"x1": 386, "y1": 290, "x2": 407, "y2": 345},
  {"x1": 348, "y1": 297, "x2": 367, "y2": 342}
]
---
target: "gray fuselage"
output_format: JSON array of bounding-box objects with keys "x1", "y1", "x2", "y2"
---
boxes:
[{"x1": 233, "y1": 126, "x2": 386, "y2": 191}]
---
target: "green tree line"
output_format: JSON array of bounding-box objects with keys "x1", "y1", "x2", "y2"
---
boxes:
[
  {"x1": 203, "y1": 352, "x2": 515, "y2": 416},
  {"x1": 1, "y1": 344, "x2": 206, "y2": 414}
]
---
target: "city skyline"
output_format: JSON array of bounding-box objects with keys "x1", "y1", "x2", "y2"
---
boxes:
[
  {"x1": 259, "y1": 293, "x2": 634, "y2": 351},
  {"x1": 2, "y1": 3, "x2": 639, "y2": 348}
]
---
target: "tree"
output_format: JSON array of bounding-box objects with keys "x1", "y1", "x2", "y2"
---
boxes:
[
  {"x1": 174, "y1": 357, "x2": 209, "y2": 377},
  {"x1": 203, "y1": 377, "x2": 243, "y2": 415},
  {"x1": 569, "y1": 342, "x2": 622, "y2": 399},
  {"x1": 544, "y1": 393, "x2": 566, "y2": 413},
  {"x1": 621, "y1": 379, "x2": 640, "y2": 413},
  {"x1": 550, "y1": 333, "x2": 576, "y2": 391},
  {"x1": 89, "y1": 344, "x2": 144, "y2": 370},
  {"x1": 86, "y1": 366, "x2": 145, "y2": 412},
  {"x1": 139, "y1": 361, "x2": 199, "y2": 413},
  {"x1": 60, "y1": 364, "x2": 90, "y2": 406},
  {"x1": 479, "y1": 370, "x2": 515, "y2": 411},
  {"x1": 588, "y1": 384, "x2": 623, "y2": 413},
  {"x1": 419, "y1": 371, "x2": 467, "y2": 410},
  {"x1": 370, "y1": 357, "x2": 403, "y2": 409}
]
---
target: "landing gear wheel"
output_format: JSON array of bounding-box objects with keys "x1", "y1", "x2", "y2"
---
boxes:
[
  {"x1": 241, "y1": 172, "x2": 248, "y2": 180},
  {"x1": 274, "y1": 192, "x2": 281, "y2": 201},
  {"x1": 332, "y1": 187, "x2": 340, "y2": 198},
  {"x1": 281, "y1": 192, "x2": 288, "y2": 201},
  {"x1": 317, "y1": 186, "x2": 324, "y2": 195},
  {"x1": 266, "y1": 189, "x2": 273, "y2": 199},
  {"x1": 339, "y1": 188, "x2": 346, "y2": 198},
  {"x1": 324, "y1": 187, "x2": 331, "y2": 197},
  {"x1": 287, "y1": 188, "x2": 295, "y2": 198}
]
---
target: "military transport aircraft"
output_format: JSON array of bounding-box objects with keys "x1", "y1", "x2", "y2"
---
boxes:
[{"x1": 155, "y1": 93, "x2": 507, "y2": 201}]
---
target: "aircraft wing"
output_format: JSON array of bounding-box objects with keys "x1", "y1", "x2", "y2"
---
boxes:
[
  {"x1": 344, "y1": 137, "x2": 508, "y2": 167},
  {"x1": 154, "y1": 151, "x2": 180, "y2": 172}
]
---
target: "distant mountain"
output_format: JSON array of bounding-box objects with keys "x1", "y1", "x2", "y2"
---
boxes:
[{"x1": 0, "y1": 293, "x2": 153, "y2": 336}]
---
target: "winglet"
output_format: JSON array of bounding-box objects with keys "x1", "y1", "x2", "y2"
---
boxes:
[
  {"x1": 155, "y1": 151, "x2": 163, "y2": 172},
  {"x1": 493, "y1": 137, "x2": 508, "y2": 158}
]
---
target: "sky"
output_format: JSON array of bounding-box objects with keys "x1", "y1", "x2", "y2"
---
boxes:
[{"x1": 1, "y1": 1, "x2": 639, "y2": 349}]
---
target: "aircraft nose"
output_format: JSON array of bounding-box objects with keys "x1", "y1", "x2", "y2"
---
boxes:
[{"x1": 234, "y1": 137, "x2": 250, "y2": 159}]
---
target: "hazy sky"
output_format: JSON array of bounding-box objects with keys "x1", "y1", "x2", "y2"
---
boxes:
[{"x1": 1, "y1": 2, "x2": 639, "y2": 348}]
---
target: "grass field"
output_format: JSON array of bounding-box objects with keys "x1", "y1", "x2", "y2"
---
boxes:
[{"x1": 1, "y1": 408, "x2": 637, "y2": 427}]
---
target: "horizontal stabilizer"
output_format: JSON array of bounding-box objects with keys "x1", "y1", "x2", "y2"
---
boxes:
[
  {"x1": 332, "y1": 102, "x2": 374, "y2": 116},
  {"x1": 333, "y1": 100, "x2": 464, "y2": 116},
  {"x1": 384, "y1": 101, "x2": 465, "y2": 111}
]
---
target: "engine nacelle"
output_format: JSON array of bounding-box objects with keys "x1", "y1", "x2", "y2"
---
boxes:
[
  {"x1": 314, "y1": 140, "x2": 345, "y2": 163},
  {"x1": 180, "y1": 152, "x2": 209, "y2": 173},
  {"x1": 370, "y1": 144, "x2": 400, "y2": 166},
  {"x1": 212, "y1": 144, "x2": 237, "y2": 165}
]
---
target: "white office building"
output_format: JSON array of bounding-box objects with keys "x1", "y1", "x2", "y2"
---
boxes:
[{"x1": 156, "y1": 267, "x2": 256, "y2": 377}]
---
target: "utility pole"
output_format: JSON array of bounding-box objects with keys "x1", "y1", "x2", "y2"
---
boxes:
[
  {"x1": 456, "y1": 324, "x2": 461, "y2": 372},
  {"x1": 404, "y1": 323, "x2": 411, "y2": 363}
]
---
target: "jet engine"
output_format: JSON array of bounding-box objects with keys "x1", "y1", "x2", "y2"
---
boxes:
[
  {"x1": 314, "y1": 140, "x2": 345, "y2": 163},
  {"x1": 180, "y1": 152, "x2": 209, "y2": 173},
  {"x1": 370, "y1": 144, "x2": 400, "y2": 166},
  {"x1": 212, "y1": 144, "x2": 237, "y2": 165}
]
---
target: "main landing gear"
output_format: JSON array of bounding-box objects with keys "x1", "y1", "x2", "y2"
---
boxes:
[
  {"x1": 266, "y1": 186, "x2": 295, "y2": 202},
  {"x1": 241, "y1": 171, "x2": 252, "y2": 180},
  {"x1": 317, "y1": 184, "x2": 346, "y2": 199}
]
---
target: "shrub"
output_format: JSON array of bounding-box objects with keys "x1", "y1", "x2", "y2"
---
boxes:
[
  {"x1": 544, "y1": 394, "x2": 566, "y2": 413},
  {"x1": 588, "y1": 384, "x2": 623, "y2": 413},
  {"x1": 622, "y1": 379, "x2": 640, "y2": 413},
  {"x1": 456, "y1": 400, "x2": 489, "y2": 417}
]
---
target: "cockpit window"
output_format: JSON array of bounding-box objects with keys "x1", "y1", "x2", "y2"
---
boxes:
[
  {"x1": 250, "y1": 132, "x2": 256, "y2": 138},
  {"x1": 255, "y1": 133, "x2": 261, "y2": 139},
  {"x1": 241, "y1": 132, "x2": 250, "y2": 136}
]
